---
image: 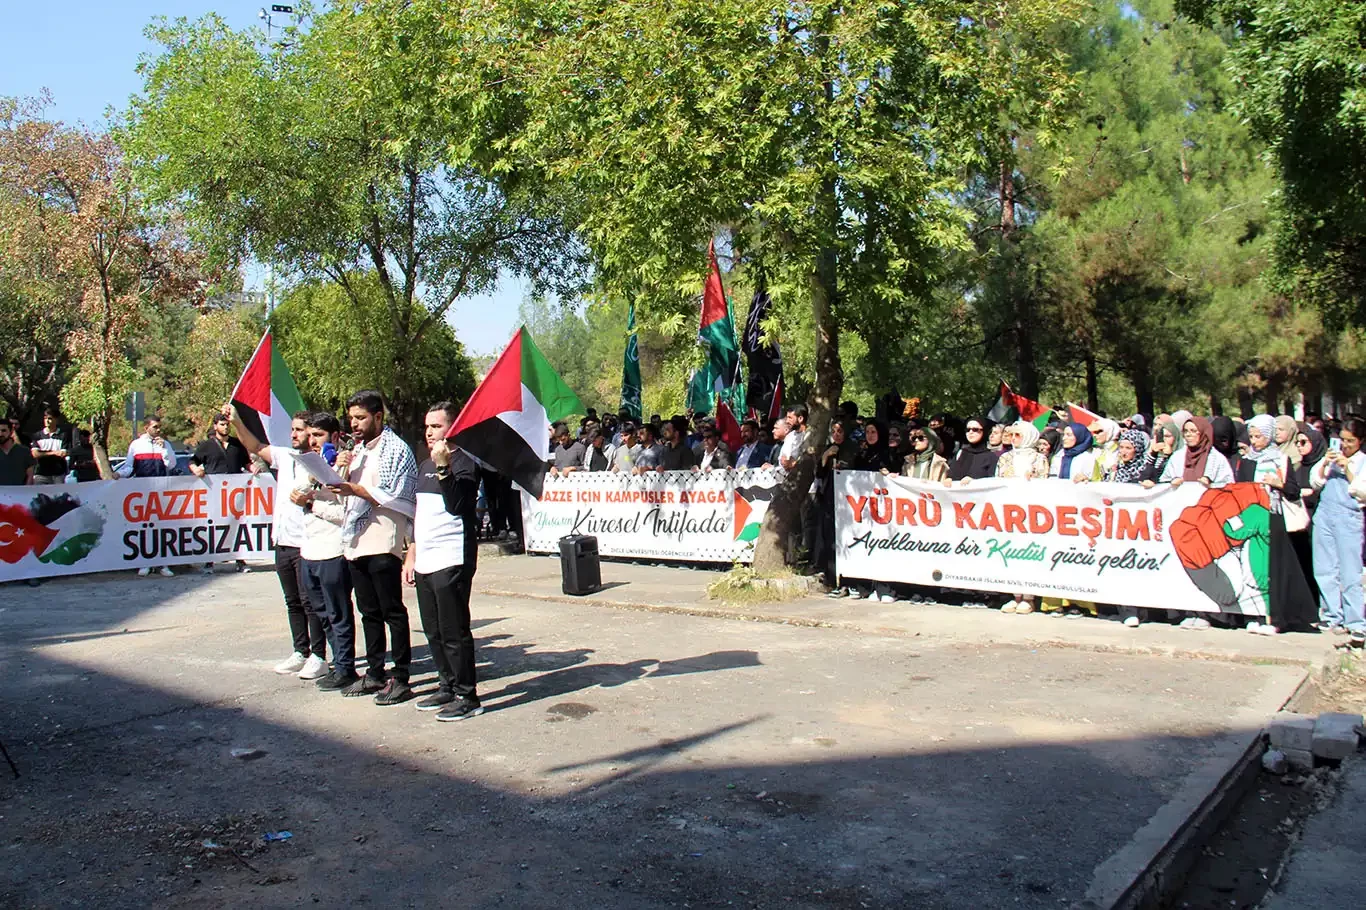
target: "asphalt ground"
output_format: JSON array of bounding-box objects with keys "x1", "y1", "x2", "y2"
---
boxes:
[{"x1": 0, "y1": 559, "x2": 1328, "y2": 909}]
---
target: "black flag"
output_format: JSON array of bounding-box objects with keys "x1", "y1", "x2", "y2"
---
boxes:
[{"x1": 743, "y1": 275, "x2": 784, "y2": 422}]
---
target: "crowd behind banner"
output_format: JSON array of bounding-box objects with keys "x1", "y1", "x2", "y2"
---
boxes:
[{"x1": 5, "y1": 397, "x2": 1364, "y2": 651}]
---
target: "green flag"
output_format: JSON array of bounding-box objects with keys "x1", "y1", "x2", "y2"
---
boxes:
[{"x1": 620, "y1": 300, "x2": 642, "y2": 420}]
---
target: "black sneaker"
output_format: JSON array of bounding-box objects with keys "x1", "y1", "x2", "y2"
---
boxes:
[
  {"x1": 415, "y1": 690, "x2": 455, "y2": 712},
  {"x1": 435, "y1": 698, "x2": 484, "y2": 722},
  {"x1": 341, "y1": 674, "x2": 386, "y2": 697},
  {"x1": 373, "y1": 679, "x2": 413, "y2": 706},
  {"x1": 316, "y1": 669, "x2": 360, "y2": 691}
]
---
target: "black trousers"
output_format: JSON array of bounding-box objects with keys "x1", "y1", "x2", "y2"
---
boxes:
[
  {"x1": 302, "y1": 556, "x2": 355, "y2": 674},
  {"x1": 414, "y1": 561, "x2": 479, "y2": 699},
  {"x1": 481, "y1": 470, "x2": 510, "y2": 536},
  {"x1": 349, "y1": 552, "x2": 411, "y2": 683},
  {"x1": 275, "y1": 545, "x2": 325, "y2": 658}
]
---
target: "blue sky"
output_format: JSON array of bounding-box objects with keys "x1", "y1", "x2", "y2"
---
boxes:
[{"x1": 0, "y1": 0, "x2": 523, "y2": 356}]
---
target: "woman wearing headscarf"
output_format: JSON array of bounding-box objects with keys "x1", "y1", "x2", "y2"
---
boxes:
[
  {"x1": 1313, "y1": 417, "x2": 1366, "y2": 644},
  {"x1": 1054, "y1": 423, "x2": 1097, "y2": 481},
  {"x1": 994, "y1": 422, "x2": 1048, "y2": 614},
  {"x1": 854, "y1": 419, "x2": 894, "y2": 474},
  {"x1": 1274, "y1": 415, "x2": 1302, "y2": 471},
  {"x1": 1157, "y1": 417, "x2": 1234, "y2": 487},
  {"x1": 986, "y1": 423, "x2": 1007, "y2": 454},
  {"x1": 1141, "y1": 419, "x2": 1181, "y2": 485},
  {"x1": 947, "y1": 417, "x2": 999, "y2": 483},
  {"x1": 903, "y1": 426, "x2": 949, "y2": 482},
  {"x1": 1104, "y1": 429, "x2": 1149, "y2": 484},
  {"x1": 1293, "y1": 422, "x2": 1327, "y2": 605},
  {"x1": 1039, "y1": 428, "x2": 1062, "y2": 476},
  {"x1": 1210, "y1": 416, "x2": 1242, "y2": 476},
  {"x1": 1236, "y1": 415, "x2": 1317, "y2": 635},
  {"x1": 1086, "y1": 418, "x2": 1122, "y2": 481},
  {"x1": 820, "y1": 419, "x2": 861, "y2": 598},
  {"x1": 995, "y1": 421, "x2": 1050, "y2": 480}
]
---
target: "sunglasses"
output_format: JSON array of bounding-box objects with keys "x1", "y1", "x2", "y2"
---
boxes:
[
  {"x1": 911, "y1": 434, "x2": 927, "y2": 441},
  {"x1": 966, "y1": 426, "x2": 983, "y2": 432},
  {"x1": 1296, "y1": 437, "x2": 1310, "y2": 445}
]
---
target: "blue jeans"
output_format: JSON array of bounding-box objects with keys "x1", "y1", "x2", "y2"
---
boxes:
[
  {"x1": 302, "y1": 556, "x2": 356, "y2": 673},
  {"x1": 1312, "y1": 506, "x2": 1365, "y2": 632}
]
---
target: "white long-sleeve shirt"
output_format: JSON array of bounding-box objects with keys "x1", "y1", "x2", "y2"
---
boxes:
[{"x1": 115, "y1": 434, "x2": 176, "y2": 478}]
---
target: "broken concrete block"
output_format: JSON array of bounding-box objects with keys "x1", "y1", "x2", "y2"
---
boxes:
[
  {"x1": 1261, "y1": 749, "x2": 1288, "y2": 775},
  {"x1": 1268, "y1": 712, "x2": 1315, "y2": 752},
  {"x1": 1311, "y1": 713, "x2": 1362, "y2": 761},
  {"x1": 1282, "y1": 748, "x2": 1314, "y2": 772}
]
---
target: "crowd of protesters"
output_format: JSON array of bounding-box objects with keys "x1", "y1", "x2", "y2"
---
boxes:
[{"x1": 791, "y1": 401, "x2": 1365, "y2": 648}]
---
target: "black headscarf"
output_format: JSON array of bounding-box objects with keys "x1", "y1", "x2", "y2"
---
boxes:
[
  {"x1": 949, "y1": 416, "x2": 1000, "y2": 480},
  {"x1": 855, "y1": 419, "x2": 893, "y2": 472},
  {"x1": 1297, "y1": 422, "x2": 1327, "y2": 471},
  {"x1": 1210, "y1": 416, "x2": 1238, "y2": 459}
]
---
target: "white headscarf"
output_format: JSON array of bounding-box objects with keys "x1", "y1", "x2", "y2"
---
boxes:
[
  {"x1": 1246, "y1": 414, "x2": 1283, "y2": 465},
  {"x1": 1012, "y1": 421, "x2": 1040, "y2": 451}
]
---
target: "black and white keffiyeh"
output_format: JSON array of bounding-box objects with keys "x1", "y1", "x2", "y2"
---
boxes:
[{"x1": 341, "y1": 427, "x2": 417, "y2": 544}]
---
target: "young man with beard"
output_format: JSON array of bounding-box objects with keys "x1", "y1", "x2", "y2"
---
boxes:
[
  {"x1": 331, "y1": 391, "x2": 417, "y2": 706},
  {"x1": 403, "y1": 402, "x2": 484, "y2": 720},
  {"x1": 232, "y1": 407, "x2": 329, "y2": 680},
  {"x1": 192, "y1": 412, "x2": 253, "y2": 576},
  {"x1": 285, "y1": 412, "x2": 360, "y2": 691},
  {"x1": 658, "y1": 416, "x2": 698, "y2": 472}
]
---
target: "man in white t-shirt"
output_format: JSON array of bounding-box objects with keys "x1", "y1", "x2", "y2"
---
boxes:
[
  {"x1": 779, "y1": 404, "x2": 809, "y2": 470},
  {"x1": 231, "y1": 406, "x2": 329, "y2": 680}
]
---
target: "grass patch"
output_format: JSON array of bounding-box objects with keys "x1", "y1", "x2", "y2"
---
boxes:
[{"x1": 706, "y1": 565, "x2": 809, "y2": 604}]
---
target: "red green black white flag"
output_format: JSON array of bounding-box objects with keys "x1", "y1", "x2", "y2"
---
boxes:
[
  {"x1": 230, "y1": 331, "x2": 307, "y2": 450},
  {"x1": 447, "y1": 327, "x2": 582, "y2": 499}
]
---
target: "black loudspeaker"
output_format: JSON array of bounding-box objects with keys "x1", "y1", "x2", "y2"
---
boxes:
[{"x1": 559, "y1": 535, "x2": 601, "y2": 595}]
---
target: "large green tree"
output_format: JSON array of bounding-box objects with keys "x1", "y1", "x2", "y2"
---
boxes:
[
  {"x1": 126, "y1": 7, "x2": 582, "y2": 440},
  {"x1": 383, "y1": 0, "x2": 1083, "y2": 565},
  {"x1": 1181, "y1": 0, "x2": 1366, "y2": 329}
]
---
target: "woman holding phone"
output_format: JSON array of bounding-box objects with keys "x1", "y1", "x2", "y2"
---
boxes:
[
  {"x1": 1238, "y1": 415, "x2": 1317, "y2": 635},
  {"x1": 1313, "y1": 417, "x2": 1366, "y2": 645}
]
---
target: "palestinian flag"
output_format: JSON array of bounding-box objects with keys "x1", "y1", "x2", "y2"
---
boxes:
[
  {"x1": 231, "y1": 332, "x2": 306, "y2": 449},
  {"x1": 686, "y1": 240, "x2": 744, "y2": 422},
  {"x1": 1067, "y1": 402, "x2": 1102, "y2": 426},
  {"x1": 447, "y1": 327, "x2": 582, "y2": 499},
  {"x1": 987, "y1": 381, "x2": 1050, "y2": 430}
]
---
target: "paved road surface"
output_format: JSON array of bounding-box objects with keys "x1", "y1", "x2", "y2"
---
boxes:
[{"x1": 0, "y1": 562, "x2": 1326, "y2": 908}]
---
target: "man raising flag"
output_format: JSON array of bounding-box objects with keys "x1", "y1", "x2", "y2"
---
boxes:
[{"x1": 446, "y1": 327, "x2": 582, "y2": 500}]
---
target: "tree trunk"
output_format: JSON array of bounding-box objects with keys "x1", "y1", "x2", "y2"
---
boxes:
[
  {"x1": 1236, "y1": 387, "x2": 1255, "y2": 419},
  {"x1": 1132, "y1": 362, "x2": 1154, "y2": 418},
  {"x1": 1303, "y1": 377, "x2": 1323, "y2": 416},
  {"x1": 1085, "y1": 355, "x2": 1099, "y2": 412},
  {"x1": 1208, "y1": 392, "x2": 1223, "y2": 417},
  {"x1": 1264, "y1": 376, "x2": 1283, "y2": 415}
]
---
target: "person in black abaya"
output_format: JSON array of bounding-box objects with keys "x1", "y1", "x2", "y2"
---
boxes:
[{"x1": 947, "y1": 417, "x2": 1000, "y2": 483}]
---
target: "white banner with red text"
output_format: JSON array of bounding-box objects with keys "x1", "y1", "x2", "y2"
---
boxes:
[
  {"x1": 834, "y1": 471, "x2": 1279, "y2": 616},
  {"x1": 0, "y1": 475, "x2": 277, "y2": 581},
  {"x1": 521, "y1": 469, "x2": 784, "y2": 563}
]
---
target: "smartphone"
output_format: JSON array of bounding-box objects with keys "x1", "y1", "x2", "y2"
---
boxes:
[{"x1": 1330, "y1": 438, "x2": 1343, "y2": 454}]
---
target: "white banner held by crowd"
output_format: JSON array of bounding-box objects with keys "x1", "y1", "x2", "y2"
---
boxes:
[
  {"x1": 0, "y1": 475, "x2": 277, "y2": 582},
  {"x1": 521, "y1": 468, "x2": 784, "y2": 563},
  {"x1": 835, "y1": 471, "x2": 1278, "y2": 616}
]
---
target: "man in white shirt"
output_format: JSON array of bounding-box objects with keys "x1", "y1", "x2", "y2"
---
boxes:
[
  {"x1": 331, "y1": 391, "x2": 417, "y2": 706},
  {"x1": 291, "y1": 412, "x2": 359, "y2": 692},
  {"x1": 779, "y1": 404, "x2": 809, "y2": 470},
  {"x1": 232, "y1": 406, "x2": 329, "y2": 679},
  {"x1": 403, "y1": 401, "x2": 484, "y2": 721}
]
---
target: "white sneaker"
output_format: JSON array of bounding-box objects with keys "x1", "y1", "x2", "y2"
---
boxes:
[
  {"x1": 136, "y1": 567, "x2": 151, "y2": 577},
  {"x1": 864, "y1": 590, "x2": 879, "y2": 601},
  {"x1": 1123, "y1": 615, "x2": 1141, "y2": 629},
  {"x1": 296, "y1": 654, "x2": 328, "y2": 679},
  {"x1": 879, "y1": 593, "x2": 898, "y2": 604},
  {"x1": 274, "y1": 651, "x2": 307, "y2": 674},
  {"x1": 158, "y1": 566, "x2": 175, "y2": 578},
  {"x1": 1015, "y1": 602, "x2": 1034, "y2": 615},
  {"x1": 1246, "y1": 622, "x2": 1261, "y2": 633},
  {"x1": 1253, "y1": 624, "x2": 1279, "y2": 636},
  {"x1": 1188, "y1": 617, "x2": 1211, "y2": 631}
]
